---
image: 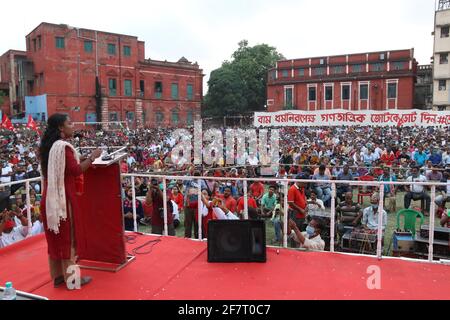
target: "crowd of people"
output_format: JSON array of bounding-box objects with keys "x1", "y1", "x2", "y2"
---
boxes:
[{"x1": 1, "y1": 123, "x2": 449, "y2": 251}]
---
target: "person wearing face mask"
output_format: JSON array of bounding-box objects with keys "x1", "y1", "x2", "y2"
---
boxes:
[
  {"x1": 287, "y1": 217, "x2": 325, "y2": 251},
  {"x1": 362, "y1": 193, "x2": 387, "y2": 233}
]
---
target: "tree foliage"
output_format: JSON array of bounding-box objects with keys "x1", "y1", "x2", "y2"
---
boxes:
[{"x1": 203, "y1": 40, "x2": 284, "y2": 118}]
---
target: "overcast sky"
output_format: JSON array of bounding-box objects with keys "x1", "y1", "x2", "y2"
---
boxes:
[{"x1": 0, "y1": 0, "x2": 437, "y2": 93}]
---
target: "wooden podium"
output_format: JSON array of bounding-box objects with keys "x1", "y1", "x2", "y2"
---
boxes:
[{"x1": 76, "y1": 147, "x2": 135, "y2": 272}]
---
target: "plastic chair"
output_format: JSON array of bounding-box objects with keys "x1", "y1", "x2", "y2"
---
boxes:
[
  {"x1": 357, "y1": 175, "x2": 375, "y2": 205},
  {"x1": 396, "y1": 209, "x2": 424, "y2": 237}
]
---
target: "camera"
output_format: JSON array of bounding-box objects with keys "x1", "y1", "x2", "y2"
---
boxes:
[{"x1": 212, "y1": 198, "x2": 222, "y2": 207}]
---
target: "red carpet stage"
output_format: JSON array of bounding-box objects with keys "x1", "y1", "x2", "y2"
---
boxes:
[{"x1": 1, "y1": 233, "x2": 449, "y2": 300}]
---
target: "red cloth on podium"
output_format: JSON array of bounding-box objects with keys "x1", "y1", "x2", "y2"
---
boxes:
[{"x1": 40, "y1": 147, "x2": 84, "y2": 260}]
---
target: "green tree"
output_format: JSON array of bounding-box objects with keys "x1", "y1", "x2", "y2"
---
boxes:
[
  {"x1": 204, "y1": 64, "x2": 247, "y2": 118},
  {"x1": 203, "y1": 40, "x2": 284, "y2": 118}
]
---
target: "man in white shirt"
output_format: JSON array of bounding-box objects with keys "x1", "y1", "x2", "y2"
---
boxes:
[
  {"x1": 212, "y1": 201, "x2": 239, "y2": 220},
  {"x1": 374, "y1": 144, "x2": 383, "y2": 160},
  {"x1": 361, "y1": 145, "x2": 368, "y2": 156},
  {"x1": 287, "y1": 218, "x2": 325, "y2": 251},
  {"x1": 17, "y1": 144, "x2": 25, "y2": 155},
  {"x1": 247, "y1": 154, "x2": 259, "y2": 166},
  {"x1": 30, "y1": 219, "x2": 44, "y2": 236},
  {"x1": 0, "y1": 210, "x2": 29, "y2": 248},
  {"x1": 404, "y1": 166, "x2": 431, "y2": 215},
  {"x1": 170, "y1": 200, "x2": 181, "y2": 229},
  {"x1": 306, "y1": 190, "x2": 325, "y2": 217},
  {"x1": 127, "y1": 155, "x2": 136, "y2": 166},
  {"x1": 362, "y1": 193, "x2": 387, "y2": 232}
]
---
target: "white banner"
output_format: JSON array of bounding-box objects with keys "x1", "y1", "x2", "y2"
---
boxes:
[{"x1": 254, "y1": 109, "x2": 450, "y2": 127}]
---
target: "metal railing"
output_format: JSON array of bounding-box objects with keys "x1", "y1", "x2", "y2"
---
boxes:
[
  {"x1": 122, "y1": 173, "x2": 450, "y2": 264},
  {"x1": 0, "y1": 177, "x2": 41, "y2": 238},
  {"x1": 1, "y1": 175, "x2": 449, "y2": 265}
]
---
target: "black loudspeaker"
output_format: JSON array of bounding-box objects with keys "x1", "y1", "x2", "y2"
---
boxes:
[{"x1": 207, "y1": 220, "x2": 266, "y2": 263}]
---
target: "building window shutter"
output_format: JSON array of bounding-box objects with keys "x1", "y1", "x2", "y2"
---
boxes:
[
  {"x1": 124, "y1": 80, "x2": 132, "y2": 96},
  {"x1": 187, "y1": 84, "x2": 193, "y2": 100},
  {"x1": 171, "y1": 83, "x2": 179, "y2": 99},
  {"x1": 55, "y1": 37, "x2": 65, "y2": 49}
]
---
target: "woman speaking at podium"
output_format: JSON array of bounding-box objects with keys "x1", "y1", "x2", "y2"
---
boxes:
[{"x1": 39, "y1": 114, "x2": 102, "y2": 289}]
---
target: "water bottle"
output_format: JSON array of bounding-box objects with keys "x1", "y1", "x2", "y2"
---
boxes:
[{"x1": 2, "y1": 282, "x2": 17, "y2": 300}]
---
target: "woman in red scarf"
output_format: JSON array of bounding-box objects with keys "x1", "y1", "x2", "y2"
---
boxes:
[{"x1": 39, "y1": 114, "x2": 102, "y2": 289}]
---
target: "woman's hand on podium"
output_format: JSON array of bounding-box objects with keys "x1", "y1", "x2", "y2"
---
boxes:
[
  {"x1": 81, "y1": 148, "x2": 104, "y2": 172},
  {"x1": 90, "y1": 149, "x2": 102, "y2": 161}
]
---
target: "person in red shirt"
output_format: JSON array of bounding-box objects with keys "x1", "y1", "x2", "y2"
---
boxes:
[
  {"x1": 288, "y1": 173, "x2": 308, "y2": 231},
  {"x1": 142, "y1": 190, "x2": 154, "y2": 223},
  {"x1": 249, "y1": 181, "x2": 265, "y2": 205},
  {"x1": 170, "y1": 186, "x2": 184, "y2": 212},
  {"x1": 10, "y1": 154, "x2": 20, "y2": 166},
  {"x1": 236, "y1": 192, "x2": 259, "y2": 219},
  {"x1": 289, "y1": 165, "x2": 299, "y2": 176},
  {"x1": 120, "y1": 161, "x2": 128, "y2": 174},
  {"x1": 381, "y1": 148, "x2": 395, "y2": 166},
  {"x1": 214, "y1": 169, "x2": 223, "y2": 177},
  {"x1": 218, "y1": 186, "x2": 237, "y2": 214}
]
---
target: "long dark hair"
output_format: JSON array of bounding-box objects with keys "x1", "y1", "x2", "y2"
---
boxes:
[{"x1": 39, "y1": 113, "x2": 68, "y2": 178}]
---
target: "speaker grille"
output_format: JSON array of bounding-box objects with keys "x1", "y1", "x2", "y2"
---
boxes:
[{"x1": 207, "y1": 220, "x2": 266, "y2": 263}]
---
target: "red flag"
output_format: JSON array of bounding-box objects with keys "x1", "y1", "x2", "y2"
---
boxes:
[
  {"x1": 1, "y1": 114, "x2": 14, "y2": 131},
  {"x1": 26, "y1": 115, "x2": 40, "y2": 134}
]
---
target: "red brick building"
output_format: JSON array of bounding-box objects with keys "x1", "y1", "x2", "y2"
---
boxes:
[
  {"x1": 0, "y1": 50, "x2": 29, "y2": 117},
  {"x1": 5, "y1": 22, "x2": 203, "y2": 127},
  {"x1": 267, "y1": 49, "x2": 417, "y2": 112}
]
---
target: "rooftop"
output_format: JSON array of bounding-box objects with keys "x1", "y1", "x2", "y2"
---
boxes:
[
  {"x1": 141, "y1": 57, "x2": 201, "y2": 70},
  {"x1": 0, "y1": 49, "x2": 27, "y2": 58},
  {"x1": 276, "y1": 48, "x2": 415, "y2": 64},
  {"x1": 26, "y1": 22, "x2": 138, "y2": 39}
]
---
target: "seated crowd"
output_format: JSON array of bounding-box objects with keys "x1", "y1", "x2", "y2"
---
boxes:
[{"x1": 1, "y1": 124, "x2": 449, "y2": 251}]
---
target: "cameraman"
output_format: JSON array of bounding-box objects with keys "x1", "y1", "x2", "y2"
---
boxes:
[{"x1": 147, "y1": 179, "x2": 175, "y2": 236}]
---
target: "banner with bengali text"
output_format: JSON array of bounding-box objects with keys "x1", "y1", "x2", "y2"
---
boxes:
[{"x1": 254, "y1": 109, "x2": 450, "y2": 127}]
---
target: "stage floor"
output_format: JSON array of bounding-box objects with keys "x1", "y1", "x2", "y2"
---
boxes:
[{"x1": 0, "y1": 233, "x2": 449, "y2": 300}]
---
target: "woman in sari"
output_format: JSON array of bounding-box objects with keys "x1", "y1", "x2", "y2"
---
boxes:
[{"x1": 40, "y1": 114, "x2": 102, "y2": 289}]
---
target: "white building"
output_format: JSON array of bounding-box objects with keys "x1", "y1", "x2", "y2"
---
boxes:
[{"x1": 433, "y1": 0, "x2": 450, "y2": 110}]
